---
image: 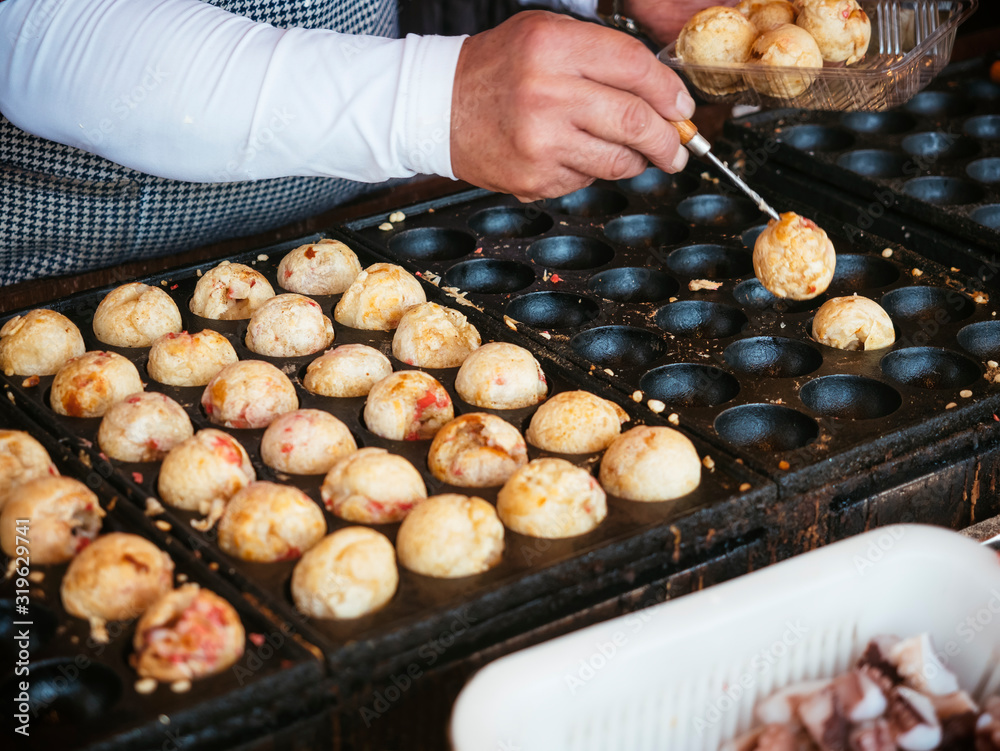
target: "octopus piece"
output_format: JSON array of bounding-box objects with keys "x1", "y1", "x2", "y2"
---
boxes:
[
  {"x1": 812, "y1": 295, "x2": 895, "y2": 351},
  {"x1": 92, "y1": 282, "x2": 183, "y2": 347},
  {"x1": 599, "y1": 426, "x2": 702, "y2": 502},
  {"x1": 260, "y1": 409, "x2": 357, "y2": 475},
  {"x1": 132, "y1": 584, "x2": 245, "y2": 682},
  {"x1": 189, "y1": 261, "x2": 275, "y2": 320},
  {"x1": 455, "y1": 342, "x2": 548, "y2": 410},
  {"x1": 428, "y1": 413, "x2": 528, "y2": 487},
  {"x1": 737, "y1": 0, "x2": 798, "y2": 31},
  {"x1": 497, "y1": 457, "x2": 607, "y2": 539},
  {"x1": 525, "y1": 390, "x2": 629, "y2": 454},
  {"x1": 277, "y1": 238, "x2": 362, "y2": 295},
  {"x1": 333, "y1": 262, "x2": 426, "y2": 331},
  {"x1": 748, "y1": 24, "x2": 824, "y2": 98},
  {"x1": 796, "y1": 0, "x2": 870, "y2": 64},
  {"x1": 321, "y1": 447, "x2": 427, "y2": 524},
  {"x1": 147, "y1": 330, "x2": 238, "y2": 387},
  {"x1": 675, "y1": 7, "x2": 757, "y2": 96},
  {"x1": 396, "y1": 494, "x2": 505, "y2": 578},
  {"x1": 0, "y1": 476, "x2": 104, "y2": 564},
  {"x1": 303, "y1": 344, "x2": 393, "y2": 398},
  {"x1": 50, "y1": 351, "x2": 144, "y2": 418},
  {"x1": 97, "y1": 392, "x2": 194, "y2": 462},
  {"x1": 0, "y1": 309, "x2": 85, "y2": 377},
  {"x1": 245, "y1": 293, "x2": 335, "y2": 358},
  {"x1": 753, "y1": 212, "x2": 836, "y2": 300},
  {"x1": 364, "y1": 370, "x2": 454, "y2": 441},
  {"x1": 0, "y1": 430, "x2": 58, "y2": 510},
  {"x1": 391, "y1": 302, "x2": 481, "y2": 369},
  {"x1": 216, "y1": 481, "x2": 327, "y2": 562},
  {"x1": 291, "y1": 527, "x2": 398, "y2": 619},
  {"x1": 201, "y1": 360, "x2": 298, "y2": 429}
]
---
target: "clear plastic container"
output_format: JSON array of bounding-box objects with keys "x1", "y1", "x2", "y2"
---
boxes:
[{"x1": 658, "y1": 0, "x2": 979, "y2": 111}]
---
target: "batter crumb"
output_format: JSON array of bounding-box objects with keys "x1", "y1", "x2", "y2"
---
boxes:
[
  {"x1": 632, "y1": 390, "x2": 643, "y2": 402},
  {"x1": 378, "y1": 222, "x2": 393, "y2": 231},
  {"x1": 739, "y1": 482, "x2": 751, "y2": 492},
  {"x1": 881, "y1": 248, "x2": 893, "y2": 258},
  {"x1": 945, "y1": 402, "x2": 957, "y2": 409},
  {"x1": 647, "y1": 399, "x2": 665, "y2": 413},
  {"x1": 702, "y1": 455, "x2": 715, "y2": 470},
  {"x1": 960, "y1": 389, "x2": 973, "y2": 398},
  {"x1": 689, "y1": 279, "x2": 723, "y2": 292},
  {"x1": 667, "y1": 413, "x2": 679, "y2": 426}
]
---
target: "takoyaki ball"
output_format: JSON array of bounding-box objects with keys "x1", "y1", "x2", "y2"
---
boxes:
[
  {"x1": 796, "y1": 0, "x2": 870, "y2": 64},
  {"x1": 334, "y1": 263, "x2": 426, "y2": 331},
  {"x1": 0, "y1": 309, "x2": 85, "y2": 377},
  {"x1": 260, "y1": 409, "x2": 357, "y2": 475},
  {"x1": 321, "y1": 448, "x2": 427, "y2": 524},
  {"x1": 364, "y1": 370, "x2": 453, "y2": 441},
  {"x1": 147, "y1": 330, "x2": 238, "y2": 387},
  {"x1": 201, "y1": 360, "x2": 298, "y2": 429},
  {"x1": 737, "y1": 0, "x2": 798, "y2": 31},
  {"x1": 0, "y1": 430, "x2": 57, "y2": 510},
  {"x1": 599, "y1": 426, "x2": 702, "y2": 502},
  {"x1": 391, "y1": 302, "x2": 481, "y2": 369},
  {"x1": 525, "y1": 391, "x2": 629, "y2": 454},
  {"x1": 157, "y1": 429, "x2": 255, "y2": 527},
  {"x1": 427, "y1": 413, "x2": 527, "y2": 487},
  {"x1": 497, "y1": 458, "x2": 607, "y2": 539},
  {"x1": 396, "y1": 494, "x2": 504, "y2": 579},
  {"x1": 97, "y1": 392, "x2": 194, "y2": 463},
  {"x1": 753, "y1": 212, "x2": 836, "y2": 300},
  {"x1": 61, "y1": 533, "x2": 174, "y2": 633},
  {"x1": 303, "y1": 344, "x2": 393, "y2": 398},
  {"x1": 748, "y1": 24, "x2": 824, "y2": 98},
  {"x1": 132, "y1": 584, "x2": 245, "y2": 682},
  {"x1": 217, "y1": 482, "x2": 326, "y2": 562},
  {"x1": 455, "y1": 343, "x2": 547, "y2": 410},
  {"x1": 278, "y1": 238, "x2": 362, "y2": 295},
  {"x1": 189, "y1": 261, "x2": 275, "y2": 320},
  {"x1": 812, "y1": 295, "x2": 895, "y2": 351},
  {"x1": 92, "y1": 282, "x2": 183, "y2": 348},
  {"x1": 50, "y1": 351, "x2": 144, "y2": 418},
  {"x1": 245, "y1": 294, "x2": 335, "y2": 358},
  {"x1": 675, "y1": 7, "x2": 758, "y2": 95},
  {"x1": 0, "y1": 476, "x2": 104, "y2": 564},
  {"x1": 291, "y1": 527, "x2": 398, "y2": 619}
]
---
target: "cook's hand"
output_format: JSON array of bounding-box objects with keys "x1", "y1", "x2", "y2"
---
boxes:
[
  {"x1": 623, "y1": 0, "x2": 739, "y2": 46},
  {"x1": 450, "y1": 11, "x2": 695, "y2": 202}
]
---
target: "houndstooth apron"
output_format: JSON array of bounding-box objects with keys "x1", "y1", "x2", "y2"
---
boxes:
[{"x1": 0, "y1": 0, "x2": 399, "y2": 286}]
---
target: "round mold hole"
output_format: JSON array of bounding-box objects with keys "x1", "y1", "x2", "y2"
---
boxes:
[
  {"x1": 443, "y1": 258, "x2": 535, "y2": 293},
  {"x1": 723, "y1": 336, "x2": 822, "y2": 378},
  {"x1": 967, "y1": 157, "x2": 1000, "y2": 184},
  {"x1": 665, "y1": 244, "x2": 753, "y2": 278},
  {"x1": 840, "y1": 111, "x2": 916, "y2": 134},
  {"x1": 741, "y1": 224, "x2": 767, "y2": 250},
  {"x1": 528, "y1": 236, "x2": 614, "y2": 270},
  {"x1": 732, "y1": 279, "x2": 822, "y2": 313},
  {"x1": 0, "y1": 600, "x2": 57, "y2": 657},
  {"x1": 828, "y1": 254, "x2": 901, "y2": 293},
  {"x1": 4, "y1": 658, "x2": 123, "y2": 724},
  {"x1": 714, "y1": 404, "x2": 818, "y2": 452},
  {"x1": 778, "y1": 125, "x2": 853, "y2": 152},
  {"x1": 546, "y1": 186, "x2": 628, "y2": 218},
  {"x1": 900, "y1": 176, "x2": 983, "y2": 205},
  {"x1": 962, "y1": 79, "x2": 1000, "y2": 101},
  {"x1": 387, "y1": 227, "x2": 476, "y2": 262},
  {"x1": 676, "y1": 195, "x2": 761, "y2": 227},
  {"x1": 588, "y1": 267, "x2": 678, "y2": 303},
  {"x1": 881, "y1": 285, "x2": 976, "y2": 325},
  {"x1": 639, "y1": 363, "x2": 740, "y2": 408},
  {"x1": 900, "y1": 132, "x2": 978, "y2": 161},
  {"x1": 570, "y1": 326, "x2": 667, "y2": 369},
  {"x1": 965, "y1": 115, "x2": 1000, "y2": 140},
  {"x1": 617, "y1": 168, "x2": 700, "y2": 198},
  {"x1": 957, "y1": 321, "x2": 1000, "y2": 360},
  {"x1": 800, "y1": 375, "x2": 902, "y2": 420},
  {"x1": 655, "y1": 300, "x2": 748, "y2": 339},
  {"x1": 505, "y1": 291, "x2": 600, "y2": 329},
  {"x1": 836, "y1": 149, "x2": 909, "y2": 178},
  {"x1": 880, "y1": 347, "x2": 980, "y2": 390},
  {"x1": 904, "y1": 91, "x2": 972, "y2": 119},
  {"x1": 603, "y1": 214, "x2": 689, "y2": 248},
  {"x1": 467, "y1": 207, "x2": 553, "y2": 238},
  {"x1": 971, "y1": 204, "x2": 1000, "y2": 231}
]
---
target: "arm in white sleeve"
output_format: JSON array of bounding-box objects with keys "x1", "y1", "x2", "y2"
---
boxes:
[{"x1": 0, "y1": 0, "x2": 466, "y2": 182}]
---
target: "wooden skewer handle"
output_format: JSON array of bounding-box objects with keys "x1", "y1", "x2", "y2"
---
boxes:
[{"x1": 671, "y1": 119, "x2": 699, "y2": 146}]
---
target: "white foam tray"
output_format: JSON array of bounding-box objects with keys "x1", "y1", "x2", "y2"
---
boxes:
[{"x1": 450, "y1": 525, "x2": 1000, "y2": 751}]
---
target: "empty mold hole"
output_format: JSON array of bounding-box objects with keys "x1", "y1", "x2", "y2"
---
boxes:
[
  {"x1": 639, "y1": 363, "x2": 740, "y2": 408},
  {"x1": 828, "y1": 254, "x2": 901, "y2": 293},
  {"x1": 840, "y1": 111, "x2": 916, "y2": 134},
  {"x1": 5, "y1": 659, "x2": 123, "y2": 724},
  {"x1": 714, "y1": 404, "x2": 818, "y2": 452},
  {"x1": 0, "y1": 600, "x2": 57, "y2": 659},
  {"x1": 778, "y1": 125, "x2": 853, "y2": 152},
  {"x1": 799, "y1": 375, "x2": 902, "y2": 420},
  {"x1": 665, "y1": 244, "x2": 753, "y2": 278},
  {"x1": 528, "y1": 236, "x2": 614, "y2": 270},
  {"x1": 617, "y1": 168, "x2": 700, "y2": 198},
  {"x1": 836, "y1": 150, "x2": 909, "y2": 178},
  {"x1": 957, "y1": 321, "x2": 1000, "y2": 360},
  {"x1": 676, "y1": 195, "x2": 761, "y2": 227},
  {"x1": 443, "y1": 259, "x2": 535, "y2": 293},
  {"x1": 965, "y1": 115, "x2": 1000, "y2": 140},
  {"x1": 603, "y1": 214, "x2": 689, "y2": 248},
  {"x1": 570, "y1": 326, "x2": 667, "y2": 369},
  {"x1": 900, "y1": 176, "x2": 983, "y2": 206},
  {"x1": 904, "y1": 91, "x2": 972, "y2": 119},
  {"x1": 387, "y1": 227, "x2": 476, "y2": 261},
  {"x1": 723, "y1": 336, "x2": 822, "y2": 378},
  {"x1": 881, "y1": 286, "x2": 976, "y2": 325},
  {"x1": 467, "y1": 207, "x2": 553, "y2": 238},
  {"x1": 732, "y1": 279, "x2": 822, "y2": 313},
  {"x1": 588, "y1": 267, "x2": 678, "y2": 303},
  {"x1": 656, "y1": 300, "x2": 748, "y2": 339},
  {"x1": 971, "y1": 205, "x2": 1000, "y2": 231},
  {"x1": 546, "y1": 186, "x2": 628, "y2": 218},
  {"x1": 741, "y1": 224, "x2": 767, "y2": 250},
  {"x1": 967, "y1": 158, "x2": 1000, "y2": 184},
  {"x1": 901, "y1": 132, "x2": 978, "y2": 161},
  {"x1": 880, "y1": 347, "x2": 980, "y2": 390},
  {"x1": 505, "y1": 292, "x2": 600, "y2": 329}
]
